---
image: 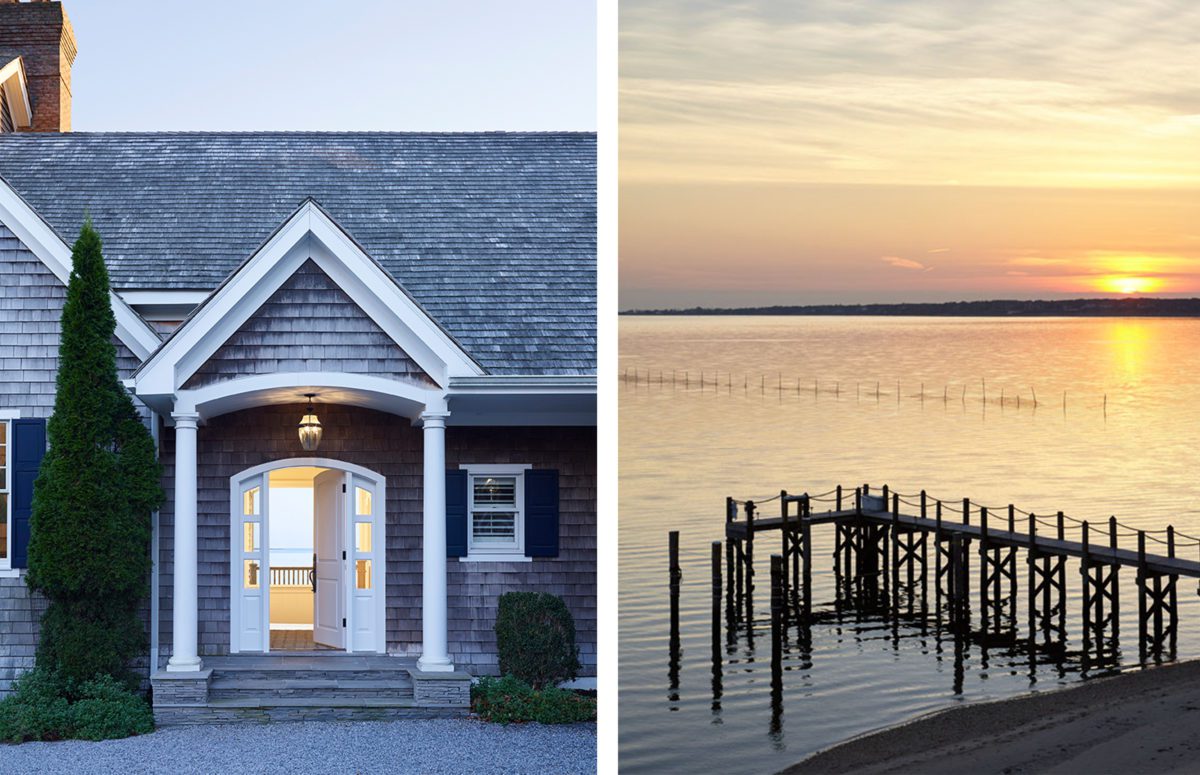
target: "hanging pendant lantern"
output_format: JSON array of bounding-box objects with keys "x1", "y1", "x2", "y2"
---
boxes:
[{"x1": 298, "y1": 394, "x2": 323, "y2": 452}]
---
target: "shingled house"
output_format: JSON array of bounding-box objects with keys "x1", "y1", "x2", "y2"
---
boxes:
[{"x1": 0, "y1": 1, "x2": 596, "y2": 722}]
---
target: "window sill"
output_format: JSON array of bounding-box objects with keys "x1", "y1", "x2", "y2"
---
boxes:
[
  {"x1": 458, "y1": 554, "x2": 532, "y2": 563},
  {"x1": 0, "y1": 567, "x2": 20, "y2": 579}
]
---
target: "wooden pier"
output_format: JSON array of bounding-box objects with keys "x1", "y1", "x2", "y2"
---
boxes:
[{"x1": 718, "y1": 484, "x2": 1200, "y2": 663}]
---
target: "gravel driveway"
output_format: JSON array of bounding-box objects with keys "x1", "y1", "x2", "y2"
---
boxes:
[{"x1": 0, "y1": 719, "x2": 596, "y2": 774}]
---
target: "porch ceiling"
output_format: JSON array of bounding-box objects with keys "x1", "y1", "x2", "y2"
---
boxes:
[{"x1": 174, "y1": 379, "x2": 436, "y2": 422}]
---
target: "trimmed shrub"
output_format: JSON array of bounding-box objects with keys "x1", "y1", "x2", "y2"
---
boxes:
[
  {"x1": 25, "y1": 221, "x2": 163, "y2": 685},
  {"x1": 471, "y1": 675, "x2": 596, "y2": 725},
  {"x1": 67, "y1": 676, "x2": 154, "y2": 741},
  {"x1": 0, "y1": 670, "x2": 153, "y2": 744},
  {"x1": 494, "y1": 592, "x2": 581, "y2": 689}
]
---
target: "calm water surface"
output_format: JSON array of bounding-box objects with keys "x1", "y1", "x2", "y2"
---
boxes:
[{"x1": 619, "y1": 316, "x2": 1200, "y2": 774}]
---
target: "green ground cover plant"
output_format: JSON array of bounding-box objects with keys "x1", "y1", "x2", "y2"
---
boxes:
[
  {"x1": 0, "y1": 670, "x2": 153, "y2": 743},
  {"x1": 471, "y1": 675, "x2": 596, "y2": 725}
]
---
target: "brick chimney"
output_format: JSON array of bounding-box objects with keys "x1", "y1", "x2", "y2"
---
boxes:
[{"x1": 0, "y1": 0, "x2": 77, "y2": 132}]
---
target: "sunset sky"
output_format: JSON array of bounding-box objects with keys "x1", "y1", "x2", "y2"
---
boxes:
[{"x1": 620, "y1": 0, "x2": 1200, "y2": 308}]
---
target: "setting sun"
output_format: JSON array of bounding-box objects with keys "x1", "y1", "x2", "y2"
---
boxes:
[{"x1": 1097, "y1": 275, "x2": 1163, "y2": 295}]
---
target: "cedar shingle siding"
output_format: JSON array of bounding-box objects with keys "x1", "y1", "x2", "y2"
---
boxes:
[
  {"x1": 155, "y1": 405, "x2": 596, "y2": 676},
  {"x1": 184, "y1": 259, "x2": 436, "y2": 389},
  {"x1": 0, "y1": 224, "x2": 147, "y2": 696}
]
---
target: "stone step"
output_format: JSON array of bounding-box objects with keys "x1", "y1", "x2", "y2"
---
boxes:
[
  {"x1": 154, "y1": 703, "x2": 464, "y2": 727},
  {"x1": 209, "y1": 678, "x2": 414, "y2": 701},
  {"x1": 209, "y1": 668, "x2": 415, "y2": 683},
  {"x1": 208, "y1": 696, "x2": 420, "y2": 709}
]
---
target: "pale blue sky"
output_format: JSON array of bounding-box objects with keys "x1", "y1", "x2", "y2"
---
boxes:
[{"x1": 66, "y1": 0, "x2": 596, "y2": 131}]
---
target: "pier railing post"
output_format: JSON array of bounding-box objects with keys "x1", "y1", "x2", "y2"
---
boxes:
[
  {"x1": 744, "y1": 501, "x2": 756, "y2": 620},
  {"x1": 891, "y1": 493, "x2": 900, "y2": 612},
  {"x1": 1008, "y1": 506, "x2": 1018, "y2": 631},
  {"x1": 1027, "y1": 513, "x2": 1037, "y2": 650},
  {"x1": 1109, "y1": 516, "x2": 1120, "y2": 642},
  {"x1": 801, "y1": 497, "x2": 813, "y2": 621},
  {"x1": 780, "y1": 490, "x2": 791, "y2": 616},
  {"x1": 1081, "y1": 520, "x2": 1093, "y2": 660},
  {"x1": 979, "y1": 506, "x2": 991, "y2": 637},
  {"x1": 935, "y1": 499, "x2": 944, "y2": 613},
  {"x1": 1168, "y1": 526, "x2": 1178, "y2": 655},
  {"x1": 1137, "y1": 530, "x2": 1147, "y2": 663}
]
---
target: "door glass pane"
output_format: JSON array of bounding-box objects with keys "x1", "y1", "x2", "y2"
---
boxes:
[
  {"x1": 243, "y1": 486, "x2": 260, "y2": 516},
  {"x1": 356, "y1": 487, "x2": 372, "y2": 516},
  {"x1": 244, "y1": 559, "x2": 261, "y2": 589},
  {"x1": 356, "y1": 522, "x2": 372, "y2": 553},
  {"x1": 243, "y1": 522, "x2": 260, "y2": 553},
  {"x1": 356, "y1": 559, "x2": 372, "y2": 590}
]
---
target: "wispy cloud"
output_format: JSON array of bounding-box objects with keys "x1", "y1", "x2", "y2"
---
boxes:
[
  {"x1": 882, "y1": 256, "x2": 932, "y2": 272},
  {"x1": 621, "y1": 0, "x2": 1200, "y2": 188}
]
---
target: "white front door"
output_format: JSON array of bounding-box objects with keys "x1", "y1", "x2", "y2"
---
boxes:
[
  {"x1": 348, "y1": 474, "x2": 383, "y2": 652},
  {"x1": 313, "y1": 469, "x2": 346, "y2": 649},
  {"x1": 233, "y1": 473, "x2": 269, "y2": 652}
]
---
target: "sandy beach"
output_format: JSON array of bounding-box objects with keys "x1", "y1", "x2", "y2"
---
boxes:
[{"x1": 786, "y1": 660, "x2": 1200, "y2": 774}]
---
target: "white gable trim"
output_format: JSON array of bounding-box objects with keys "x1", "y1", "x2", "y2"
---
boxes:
[
  {"x1": 134, "y1": 200, "x2": 483, "y2": 398},
  {"x1": 0, "y1": 57, "x2": 32, "y2": 129},
  {"x1": 0, "y1": 175, "x2": 161, "y2": 360}
]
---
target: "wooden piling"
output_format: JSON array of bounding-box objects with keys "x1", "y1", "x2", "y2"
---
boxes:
[
  {"x1": 1138, "y1": 530, "x2": 1147, "y2": 662},
  {"x1": 1110, "y1": 516, "x2": 1120, "y2": 639},
  {"x1": 771, "y1": 554, "x2": 784, "y2": 670},
  {"x1": 669, "y1": 530, "x2": 681, "y2": 689},
  {"x1": 711, "y1": 540, "x2": 723, "y2": 708}
]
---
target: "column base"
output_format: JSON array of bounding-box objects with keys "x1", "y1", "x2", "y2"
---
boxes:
[
  {"x1": 165, "y1": 655, "x2": 204, "y2": 673},
  {"x1": 417, "y1": 654, "x2": 455, "y2": 673}
]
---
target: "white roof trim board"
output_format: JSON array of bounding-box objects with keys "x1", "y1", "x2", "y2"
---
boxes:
[
  {"x1": 134, "y1": 199, "x2": 485, "y2": 402},
  {"x1": 0, "y1": 173, "x2": 161, "y2": 359}
]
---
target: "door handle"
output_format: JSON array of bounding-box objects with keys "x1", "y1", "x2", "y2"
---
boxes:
[{"x1": 311, "y1": 553, "x2": 317, "y2": 593}]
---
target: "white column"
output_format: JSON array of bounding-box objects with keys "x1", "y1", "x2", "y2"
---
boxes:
[
  {"x1": 166, "y1": 411, "x2": 203, "y2": 672},
  {"x1": 418, "y1": 410, "x2": 453, "y2": 672}
]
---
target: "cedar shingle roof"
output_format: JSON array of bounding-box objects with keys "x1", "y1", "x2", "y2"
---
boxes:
[{"x1": 0, "y1": 131, "x2": 596, "y2": 375}]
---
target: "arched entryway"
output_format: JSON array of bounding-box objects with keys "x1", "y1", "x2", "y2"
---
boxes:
[{"x1": 230, "y1": 457, "x2": 386, "y2": 655}]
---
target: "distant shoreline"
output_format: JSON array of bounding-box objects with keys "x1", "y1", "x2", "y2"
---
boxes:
[{"x1": 621, "y1": 297, "x2": 1200, "y2": 317}]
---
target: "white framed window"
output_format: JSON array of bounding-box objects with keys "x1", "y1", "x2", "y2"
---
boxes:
[
  {"x1": 460, "y1": 464, "x2": 531, "y2": 562},
  {"x1": 0, "y1": 417, "x2": 11, "y2": 571}
]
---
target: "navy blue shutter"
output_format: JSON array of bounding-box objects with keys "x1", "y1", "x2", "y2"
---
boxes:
[
  {"x1": 524, "y1": 469, "x2": 559, "y2": 558},
  {"x1": 446, "y1": 470, "x2": 468, "y2": 558},
  {"x1": 10, "y1": 418, "x2": 46, "y2": 569}
]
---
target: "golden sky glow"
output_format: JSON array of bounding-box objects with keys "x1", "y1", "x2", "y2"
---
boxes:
[{"x1": 620, "y1": 1, "x2": 1200, "y2": 308}]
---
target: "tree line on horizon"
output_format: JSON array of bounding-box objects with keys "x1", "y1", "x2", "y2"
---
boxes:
[{"x1": 622, "y1": 297, "x2": 1200, "y2": 317}]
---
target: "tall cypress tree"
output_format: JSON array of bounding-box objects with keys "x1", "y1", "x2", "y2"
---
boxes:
[{"x1": 25, "y1": 221, "x2": 163, "y2": 686}]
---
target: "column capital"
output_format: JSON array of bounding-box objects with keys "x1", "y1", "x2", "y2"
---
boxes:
[
  {"x1": 419, "y1": 411, "x2": 451, "y2": 428},
  {"x1": 171, "y1": 411, "x2": 201, "y2": 429}
]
